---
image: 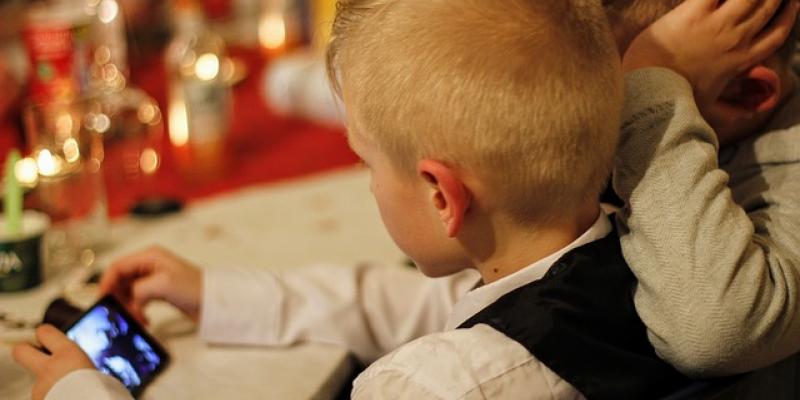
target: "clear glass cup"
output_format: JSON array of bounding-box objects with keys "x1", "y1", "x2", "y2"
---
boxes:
[
  {"x1": 23, "y1": 99, "x2": 110, "y2": 271},
  {"x1": 87, "y1": 87, "x2": 164, "y2": 213}
]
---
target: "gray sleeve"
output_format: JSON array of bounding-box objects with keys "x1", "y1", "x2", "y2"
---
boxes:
[{"x1": 613, "y1": 68, "x2": 800, "y2": 377}]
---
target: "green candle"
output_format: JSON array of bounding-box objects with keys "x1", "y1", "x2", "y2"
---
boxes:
[{"x1": 4, "y1": 149, "x2": 22, "y2": 237}]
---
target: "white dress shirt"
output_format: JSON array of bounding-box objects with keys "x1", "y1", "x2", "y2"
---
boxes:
[
  {"x1": 351, "y1": 214, "x2": 611, "y2": 399},
  {"x1": 47, "y1": 214, "x2": 611, "y2": 399}
]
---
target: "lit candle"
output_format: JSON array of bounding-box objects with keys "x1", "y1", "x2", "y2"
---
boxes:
[
  {"x1": 168, "y1": 98, "x2": 190, "y2": 147},
  {"x1": 195, "y1": 53, "x2": 220, "y2": 81},
  {"x1": 259, "y1": 12, "x2": 286, "y2": 51},
  {"x1": 15, "y1": 157, "x2": 39, "y2": 186},
  {"x1": 37, "y1": 149, "x2": 63, "y2": 177}
]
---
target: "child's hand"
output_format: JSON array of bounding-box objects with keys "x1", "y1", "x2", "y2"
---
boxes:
[
  {"x1": 12, "y1": 325, "x2": 95, "y2": 400},
  {"x1": 622, "y1": 0, "x2": 800, "y2": 113},
  {"x1": 100, "y1": 246, "x2": 203, "y2": 325}
]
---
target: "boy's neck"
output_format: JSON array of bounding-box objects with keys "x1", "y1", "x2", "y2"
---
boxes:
[{"x1": 475, "y1": 204, "x2": 601, "y2": 284}]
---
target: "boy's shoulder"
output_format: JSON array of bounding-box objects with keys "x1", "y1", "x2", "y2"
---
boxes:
[{"x1": 351, "y1": 324, "x2": 581, "y2": 400}]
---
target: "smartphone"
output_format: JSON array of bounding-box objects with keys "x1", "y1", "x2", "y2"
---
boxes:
[{"x1": 64, "y1": 295, "x2": 170, "y2": 398}]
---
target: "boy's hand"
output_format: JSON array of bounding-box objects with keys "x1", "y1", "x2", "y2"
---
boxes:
[
  {"x1": 100, "y1": 246, "x2": 203, "y2": 325},
  {"x1": 12, "y1": 325, "x2": 95, "y2": 400},
  {"x1": 623, "y1": 0, "x2": 800, "y2": 113}
]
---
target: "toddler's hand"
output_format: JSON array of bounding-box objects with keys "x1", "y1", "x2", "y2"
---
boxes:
[
  {"x1": 623, "y1": 0, "x2": 800, "y2": 112},
  {"x1": 100, "y1": 246, "x2": 203, "y2": 325},
  {"x1": 12, "y1": 325, "x2": 95, "y2": 400}
]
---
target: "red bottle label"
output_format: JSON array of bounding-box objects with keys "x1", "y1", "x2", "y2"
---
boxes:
[
  {"x1": 202, "y1": 0, "x2": 233, "y2": 20},
  {"x1": 23, "y1": 24, "x2": 79, "y2": 104}
]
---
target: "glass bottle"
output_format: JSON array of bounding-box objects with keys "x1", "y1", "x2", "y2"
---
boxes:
[
  {"x1": 22, "y1": 0, "x2": 94, "y2": 105},
  {"x1": 166, "y1": 0, "x2": 232, "y2": 180},
  {"x1": 86, "y1": 0, "x2": 129, "y2": 92},
  {"x1": 82, "y1": 0, "x2": 166, "y2": 214}
]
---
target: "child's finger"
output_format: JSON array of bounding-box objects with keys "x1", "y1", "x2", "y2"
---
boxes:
[
  {"x1": 736, "y1": 0, "x2": 789, "y2": 39},
  {"x1": 131, "y1": 274, "x2": 165, "y2": 312},
  {"x1": 35, "y1": 324, "x2": 74, "y2": 354},
  {"x1": 661, "y1": 0, "x2": 718, "y2": 23},
  {"x1": 11, "y1": 343, "x2": 49, "y2": 373},
  {"x1": 718, "y1": 0, "x2": 768, "y2": 23},
  {"x1": 749, "y1": 0, "x2": 800, "y2": 63},
  {"x1": 99, "y1": 250, "x2": 158, "y2": 296},
  {"x1": 111, "y1": 273, "x2": 166, "y2": 326},
  {"x1": 129, "y1": 304, "x2": 150, "y2": 327}
]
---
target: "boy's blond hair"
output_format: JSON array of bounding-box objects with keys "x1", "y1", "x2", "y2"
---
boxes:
[
  {"x1": 327, "y1": 0, "x2": 623, "y2": 225},
  {"x1": 605, "y1": 0, "x2": 799, "y2": 63}
]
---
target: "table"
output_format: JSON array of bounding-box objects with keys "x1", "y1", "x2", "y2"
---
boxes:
[
  {"x1": 0, "y1": 167, "x2": 408, "y2": 399},
  {"x1": 0, "y1": 46, "x2": 360, "y2": 217}
]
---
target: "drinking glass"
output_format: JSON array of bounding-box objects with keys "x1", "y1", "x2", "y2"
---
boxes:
[
  {"x1": 87, "y1": 87, "x2": 164, "y2": 213},
  {"x1": 24, "y1": 99, "x2": 110, "y2": 271}
]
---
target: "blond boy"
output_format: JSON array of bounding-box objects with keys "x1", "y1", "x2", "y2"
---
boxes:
[{"x1": 12, "y1": 0, "x2": 792, "y2": 399}]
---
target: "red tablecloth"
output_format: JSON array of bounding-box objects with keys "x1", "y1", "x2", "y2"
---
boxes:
[{"x1": 1, "y1": 47, "x2": 358, "y2": 217}]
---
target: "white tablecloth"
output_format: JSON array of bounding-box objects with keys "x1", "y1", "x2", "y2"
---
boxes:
[{"x1": 0, "y1": 167, "x2": 407, "y2": 400}]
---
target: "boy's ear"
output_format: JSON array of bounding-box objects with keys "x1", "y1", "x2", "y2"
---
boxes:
[
  {"x1": 417, "y1": 159, "x2": 471, "y2": 238},
  {"x1": 718, "y1": 65, "x2": 781, "y2": 114}
]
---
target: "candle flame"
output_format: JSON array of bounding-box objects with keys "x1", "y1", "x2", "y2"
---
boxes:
[
  {"x1": 169, "y1": 99, "x2": 190, "y2": 146},
  {"x1": 37, "y1": 149, "x2": 62, "y2": 177},
  {"x1": 259, "y1": 13, "x2": 286, "y2": 50},
  {"x1": 195, "y1": 53, "x2": 220, "y2": 81}
]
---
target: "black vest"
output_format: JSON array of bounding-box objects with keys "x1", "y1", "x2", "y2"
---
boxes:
[{"x1": 459, "y1": 225, "x2": 691, "y2": 399}]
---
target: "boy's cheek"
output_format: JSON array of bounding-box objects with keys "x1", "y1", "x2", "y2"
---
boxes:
[{"x1": 405, "y1": 242, "x2": 473, "y2": 278}]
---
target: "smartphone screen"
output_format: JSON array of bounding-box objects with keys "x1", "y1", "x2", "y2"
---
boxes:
[{"x1": 65, "y1": 296, "x2": 170, "y2": 397}]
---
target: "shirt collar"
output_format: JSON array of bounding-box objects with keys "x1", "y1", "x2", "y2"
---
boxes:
[{"x1": 445, "y1": 212, "x2": 613, "y2": 330}]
